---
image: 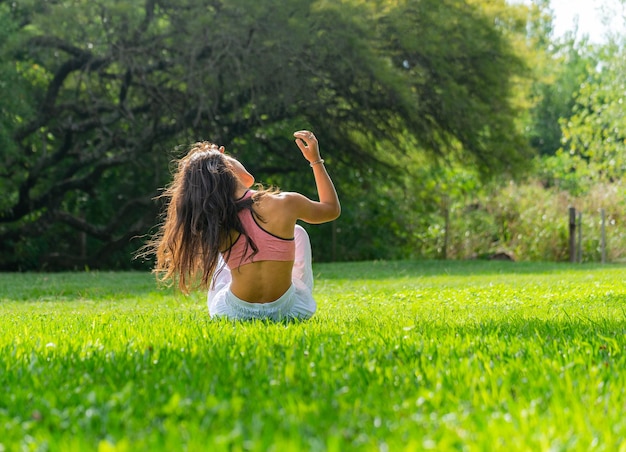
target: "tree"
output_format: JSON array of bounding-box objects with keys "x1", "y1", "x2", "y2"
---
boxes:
[
  {"x1": 524, "y1": 7, "x2": 599, "y2": 158},
  {"x1": 0, "y1": 4, "x2": 32, "y2": 206},
  {"x1": 528, "y1": 39, "x2": 596, "y2": 157},
  {"x1": 372, "y1": 0, "x2": 532, "y2": 171},
  {"x1": 560, "y1": 38, "x2": 626, "y2": 183},
  {"x1": 1, "y1": 0, "x2": 533, "y2": 269}
]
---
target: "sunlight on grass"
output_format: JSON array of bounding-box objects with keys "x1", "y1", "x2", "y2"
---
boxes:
[{"x1": 1, "y1": 261, "x2": 625, "y2": 451}]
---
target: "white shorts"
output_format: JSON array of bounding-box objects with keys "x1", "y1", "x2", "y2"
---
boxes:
[{"x1": 207, "y1": 225, "x2": 316, "y2": 321}]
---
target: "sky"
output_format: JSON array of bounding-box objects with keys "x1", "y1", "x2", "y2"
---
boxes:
[
  {"x1": 513, "y1": 0, "x2": 625, "y2": 43},
  {"x1": 548, "y1": 0, "x2": 624, "y2": 43}
]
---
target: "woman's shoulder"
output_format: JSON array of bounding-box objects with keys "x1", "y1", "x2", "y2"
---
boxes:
[
  {"x1": 268, "y1": 191, "x2": 309, "y2": 208},
  {"x1": 254, "y1": 191, "x2": 305, "y2": 219},
  {"x1": 253, "y1": 188, "x2": 302, "y2": 202}
]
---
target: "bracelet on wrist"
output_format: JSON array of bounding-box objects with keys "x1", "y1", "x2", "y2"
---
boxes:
[{"x1": 309, "y1": 159, "x2": 325, "y2": 167}]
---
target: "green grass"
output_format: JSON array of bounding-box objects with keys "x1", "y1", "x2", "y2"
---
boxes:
[{"x1": 1, "y1": 260, "x2": 625, "y2": 451}]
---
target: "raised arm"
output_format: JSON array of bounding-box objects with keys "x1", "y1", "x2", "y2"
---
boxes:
[{"x1": 287, "y1": 130, "x2": 341, "y2": 224}]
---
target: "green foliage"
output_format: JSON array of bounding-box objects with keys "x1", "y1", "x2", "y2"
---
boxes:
[
  {"x1": 434, "y1": 175, "x2": 626, "y2": 263},
  {"x1": 418, "y1": 9, "x2": 626, "y2": 265},
  {"x1": 374, "y1": 0, "x2": 533, "y2": 173},
  {"x1": 1, "y1": 263, "x2": 626, "y2": 450},
  {"x1": 0, "y1": 0, "x2": 534, "y2": 269},
  {"x1": 561, "y1": 40, "x2": 626, "y2": 182},
  {"x1": 0, "y1": 4, "x2": 32, "y2": 205},
  {"x1": 527, "y1": 36, "x2": 598, "y2": 156}
]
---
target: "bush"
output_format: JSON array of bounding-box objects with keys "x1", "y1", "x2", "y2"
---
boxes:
[{"x1": 442, "y1": 180, "x2": 625, "y2": 262}]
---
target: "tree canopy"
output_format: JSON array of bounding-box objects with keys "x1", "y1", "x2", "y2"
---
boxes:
[
  {"x1": 0, "y1": 0, "x2": 533, "y2": 269},
  {"x1": 560, "y1": 40, "x2": 626, "y2": 183}
]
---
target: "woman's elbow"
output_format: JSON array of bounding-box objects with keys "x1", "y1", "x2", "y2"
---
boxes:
[{"x1": 328, "y1": 203, "x2": 341, "y2": 221}]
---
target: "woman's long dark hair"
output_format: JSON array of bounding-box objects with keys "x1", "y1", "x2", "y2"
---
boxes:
[{"x1": 149, "y1": 142, "x2": 258, "y2": 293}]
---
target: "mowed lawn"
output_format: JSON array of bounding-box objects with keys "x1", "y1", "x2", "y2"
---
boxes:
[{"x1": 1, "y1": 260, "x2": 625, "y2": 451}]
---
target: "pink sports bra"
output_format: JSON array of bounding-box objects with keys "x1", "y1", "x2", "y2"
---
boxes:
[{"x1": 223, "y1": 191, "x2": 295, "y2": 269}]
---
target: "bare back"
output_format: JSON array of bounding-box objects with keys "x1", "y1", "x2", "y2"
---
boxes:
[{"x1": 227, "y1": 192, "x2": 299, "y2": 303}]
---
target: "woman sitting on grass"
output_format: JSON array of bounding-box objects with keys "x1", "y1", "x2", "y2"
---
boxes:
[{"x1": 150, "y1": 130, "x2": 340, "y2": 321}]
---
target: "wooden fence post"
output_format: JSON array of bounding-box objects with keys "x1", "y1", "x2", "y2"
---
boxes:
[
  {"x1": 332, "y1": 220, "x2": 337, "y2": 262},
  {"x1": 601, "y1": 209, "x2": 607, "y2": 264},
  {"x1": 577, "y1": 211, "x2": 582, "y2": 263},
  {"x1": 442, "y1": 196, "x2": 449, "y2": 260},
  {"x1": 569, "y1": 207, "x2": 576, "y2": 263}
]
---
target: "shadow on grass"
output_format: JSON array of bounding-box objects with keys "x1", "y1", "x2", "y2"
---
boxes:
[
  {"x1": 2, "y1": 260, "x2": 623, "y2": 301},
  {"x1": 0, "y1": 271, "x2": 170, "y2": 302},
  {"x1": 315, "y1": 259, "x2": 624, "y2": 280}
]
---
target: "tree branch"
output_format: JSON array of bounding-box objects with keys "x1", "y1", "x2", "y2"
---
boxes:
[
  {"x1": 3, "y1": 152, "x2": 130, "y2": 224},
  {"x1": 13, "y1": 37, "x2": 110, "y2": 142},
  {"x1": 52, "y1": 196, "x2": 155, "y2": 241},
  {"x1": 39, "y1": 205, "x2": 157, "y2": 270}
]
